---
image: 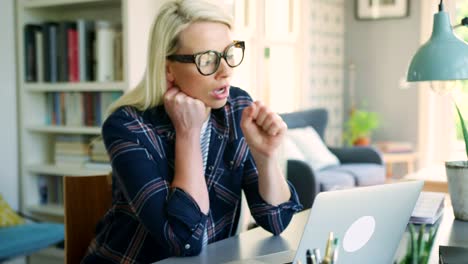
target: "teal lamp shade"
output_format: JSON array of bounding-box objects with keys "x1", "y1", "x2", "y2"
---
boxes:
[{"x1": 407, "y1": 11, "x2": 468, "y2": 82}]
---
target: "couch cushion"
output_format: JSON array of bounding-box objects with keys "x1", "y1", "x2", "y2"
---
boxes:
[
  {"x1": 333, "y1": 164, "x2": 385, "y2": 186},
  {"x1": 283, "y1": 136, "x2": 306, "y2": 161},
  {"x1": 0, "y1": 222, "x2": 64, "y2": 260},
  {"x1": 287, "y1": 127, "x2": 340, "y2": 171},
  {"x1": 315, "y1": 169, "x2": 356, "y2": 191}
]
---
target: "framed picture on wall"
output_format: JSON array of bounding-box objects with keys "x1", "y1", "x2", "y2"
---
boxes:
[{"x1": 356, "y1": 0, "x2": 409, "y2": 20}]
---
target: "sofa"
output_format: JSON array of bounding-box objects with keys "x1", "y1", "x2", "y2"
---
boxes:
[{"x1": 280, "y1": 108, "x2": 385, "y2": 209}]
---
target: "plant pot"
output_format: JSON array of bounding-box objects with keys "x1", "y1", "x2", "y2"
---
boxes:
[
  {"x1": 353, "y1": 137, "x2": 371, "y2": 146},
  {"x1": 445, "y1": 161, "x2": 468, "y2": 221}
]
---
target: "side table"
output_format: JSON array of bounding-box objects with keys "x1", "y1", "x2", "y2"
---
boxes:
[{"x1": 382, "y1": 152, "x2": 418, "y2": 179}]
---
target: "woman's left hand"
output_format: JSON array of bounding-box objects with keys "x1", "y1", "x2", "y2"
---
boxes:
[{"x1": 240, "y1": 101, "x2": 287, "y2": 159}]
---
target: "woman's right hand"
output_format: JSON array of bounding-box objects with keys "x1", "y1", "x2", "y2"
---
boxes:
[{"x1": 163, "y1": 86, "x2": 208, "y2": 134}]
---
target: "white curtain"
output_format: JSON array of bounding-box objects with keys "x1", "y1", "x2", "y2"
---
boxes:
[{"x1": 417, "y1": 0, "x2": 457, "y2": 168}]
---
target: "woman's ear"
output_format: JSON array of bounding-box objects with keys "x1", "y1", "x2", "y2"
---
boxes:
[{"x1": 166, "y1": 62, "x2": 175, "y2": 82}]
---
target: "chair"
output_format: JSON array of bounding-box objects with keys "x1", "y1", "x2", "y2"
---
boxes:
[
  {"x1": 0, "y1": 220, "x2": 64, "y2": 261},
  {"x1": 63, "y1": 174, "x2": 112, "y2": 264},
  {"x1": 281, "y1": 108, "x2": 385, "y2": 210}
]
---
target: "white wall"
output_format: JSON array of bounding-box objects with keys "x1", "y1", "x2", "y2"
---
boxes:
[
  {"x1": 0, "y1": 0, "x2": 19, "y2": 210},
  {"x1": 344, "y1": 0, "x2": 421, "y2": 147}
]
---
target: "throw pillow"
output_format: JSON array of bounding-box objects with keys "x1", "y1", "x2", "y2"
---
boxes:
[
  {"x1": 0, "y1": 194, "x2": 25, "y2": 227},
  {"x1": 283, "y1": 136, "x2": 307, "y2": 161},
  {"x1": 287, "y1": 126, "x2": 340, "y2": 171}
]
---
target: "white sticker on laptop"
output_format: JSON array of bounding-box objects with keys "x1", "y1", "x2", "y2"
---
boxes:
[{"x1": 343, "y1": 215, "x2": 376, "y2": 252}]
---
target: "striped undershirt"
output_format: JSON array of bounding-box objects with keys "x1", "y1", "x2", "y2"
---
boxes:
[{"x1": 200, "y1": 118, "x2": 211, "y2": 248}]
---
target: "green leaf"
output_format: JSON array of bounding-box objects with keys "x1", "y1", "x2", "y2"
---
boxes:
[
  {"x1": 417, "y1": 224, "x2": 426, "y2": 260},
  {"x1": 454, "y1": 103, "x2": 468, "y2": 159},
  {"x1": 409, "y1": 224, "x2": 418, "y2": 264}
]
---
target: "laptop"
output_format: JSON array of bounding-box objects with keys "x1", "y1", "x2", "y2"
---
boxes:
[
  {"x1": 227, "y1": 180, "x2": 423, "y2": 264},
  {"x1": 291, "y1": 180, "x2": 423, "y2": 264}
]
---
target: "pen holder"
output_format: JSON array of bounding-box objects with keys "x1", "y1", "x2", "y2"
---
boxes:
[{"x1": 307, "y1": 232, "x2": 339, "y2": 264}]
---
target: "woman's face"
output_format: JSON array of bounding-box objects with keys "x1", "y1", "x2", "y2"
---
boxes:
[{"x1": 166, "y1": 21, "x2": 234, "y2": 109}]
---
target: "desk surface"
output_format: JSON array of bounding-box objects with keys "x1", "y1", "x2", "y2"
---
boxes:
[
  {"x1": 156, "y1": 204, "x2": 468, "y2": 264},
  {"x1": 155, "y1": 210, "x2": 309, "y2": 264}
]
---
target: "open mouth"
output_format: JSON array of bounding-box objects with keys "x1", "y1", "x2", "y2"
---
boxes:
[{"x1": 214, "y1": 87, "x2": 226, "y2": 95}]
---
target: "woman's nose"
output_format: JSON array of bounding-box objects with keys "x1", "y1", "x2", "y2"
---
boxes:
[{"x1": 215, "y1": 58, "x2": 232, "y2": 79}]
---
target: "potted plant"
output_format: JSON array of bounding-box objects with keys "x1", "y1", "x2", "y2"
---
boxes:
[
  {"x1": 398, "y1": 224, "x2": 438, "y2": 264},
  {"x1": 343, "y1": 109, "x2": 380, "y2": 146},
  {"x1": 445, "y1": 103, "x2": 468, "y2": 221}
]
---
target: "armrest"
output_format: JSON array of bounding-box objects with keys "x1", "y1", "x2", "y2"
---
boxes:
[
  {"x1": 286, "y1": 159, "x2": 319, "y2": 210},
  {"x1": 328, "y1": 146, "x2": 383, "y2": 165}
]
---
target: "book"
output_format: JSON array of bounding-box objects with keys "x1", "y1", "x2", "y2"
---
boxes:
[
  {"x1": 24, "y1": 24, "x2": 42, "y2": 82},
  {"x1": 68, "y1": 26, "x2": 79, "y2": 82},
  {"x1": 77, "y1": 19, "x2": 95, "y2": 81},
  {"x1": 35, "y1": 30, "x2": 44, "y2": 82},
  {"x1": 375, "y1": 141, "x2": 413, "y2": 153},
  {"x1": 410, "y1": 192, "x2": 445, "y2": 225},
  {"x1": 84, "y1": 161, "x2": 112, "y2": 171},
  {"x1": 95, "y1": 20, "x2": 116, "y2": 82},
  {"x1": 57, "y1": 21, "x2": 76, "y2": 82},
  {"x1": 42, "y1": 22, "x2": 59, "y2": 82}
]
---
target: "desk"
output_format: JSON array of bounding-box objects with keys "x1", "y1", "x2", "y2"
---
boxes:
[
  {"x1": 156, "y1": 211, "x2": 309, "y2": 264},
  {"x1": 156, "y1": 206, "x2": 468, "y2": 264},
  {"x1": 382, "y1": 152, "x2": 417, "y2": 178}
]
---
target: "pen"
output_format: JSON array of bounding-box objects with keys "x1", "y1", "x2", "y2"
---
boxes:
[
  {"x1": 323, "y1": 232, "x2": 334, "y2": 264},
  {"x1": 313, "y1": 248, "x2": 321, "y2": 263},
  {"x1": 331, "y1": 238, "x2": 339, "y2": 264},
  {"x1": 306, "y1": 249, "x2": 313, "y2": 264}
]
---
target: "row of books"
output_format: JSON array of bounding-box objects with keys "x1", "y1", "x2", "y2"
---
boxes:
[
  {"x1": 54, "y1": 135, "x2": 111, "y2": 170},
  {"x1": 54, "y1": 135, "x2": 91, "y2": 167},
  {"x1": 24, "y1": 19, "x2": 123, "y2": 83},
  {"x1": 45, "y1": 91, "x2": 121, "y2": 127}
]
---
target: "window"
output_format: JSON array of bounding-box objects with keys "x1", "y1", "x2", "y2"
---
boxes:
[
  {"x1": 230, "y1": 0, "x2": 302, "y2": 113},
  {"x1": 450, "y1": 1, "x2": 468, "y2": 161}
]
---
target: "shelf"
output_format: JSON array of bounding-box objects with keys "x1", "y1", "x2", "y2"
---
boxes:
[
  {"x1": 21, "y1": 0, "x2": 116, "y2": 9},
  {"x1": 27, "y1": 125, "x2": 101, "y2": 134},
  {"x1": 35, "y1": 247, "x2": 65, "y2": 258},
  {"x1": 27, "y1": 204, "x2": 64, "y2": 217},
  {"x1": 27, "y1": 164, "x2": 111, "y2": 176},
  {"x1": 24, "y1": 81, "x2": 126, "y2": 92}
]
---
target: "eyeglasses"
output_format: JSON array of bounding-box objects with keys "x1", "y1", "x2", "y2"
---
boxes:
[{"x1": 167, "y1": 41, "x2": 245, "y2": 76}]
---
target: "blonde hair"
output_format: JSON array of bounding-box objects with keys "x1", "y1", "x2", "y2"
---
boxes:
[{"x1": 108, "y1": 0, "x2": 233, "y2": 114}]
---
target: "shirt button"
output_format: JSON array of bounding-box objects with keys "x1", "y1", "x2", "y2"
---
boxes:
[
  {"x1": 229, "y1": 161, "x2": 234, "y2": 166},
  {"x1": 208, "y1": 166, "x2": 214, "y2": 171},
  {"x1": 218, "y1": 135, "x2": 223, "y2": 139},
  {"x1": 185, "y1": 244, "x2": 191, "y2": 250}
]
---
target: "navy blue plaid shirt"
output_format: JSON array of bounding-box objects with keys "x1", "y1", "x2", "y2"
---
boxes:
[{"x1": 82, "y1": 87, "x2": 302, "y2": 263}]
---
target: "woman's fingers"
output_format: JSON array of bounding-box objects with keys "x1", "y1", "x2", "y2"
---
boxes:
[
  {"x1": 163, "y1": 87, "x2": 179, "y2": 103},
  {"x1": 251, "y1": 101, "x2": 286, "y2": 136}
]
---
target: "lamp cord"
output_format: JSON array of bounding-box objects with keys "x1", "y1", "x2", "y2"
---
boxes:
[{"x1": 439, "y1": 0, "x2": 444, "y2": 12}]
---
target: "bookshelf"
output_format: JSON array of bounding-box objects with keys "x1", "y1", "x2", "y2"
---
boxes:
[{"x1": 16, "y1": 0, "x2": 162, "y2": 261}]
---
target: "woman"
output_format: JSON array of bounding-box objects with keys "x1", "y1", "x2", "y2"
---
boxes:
[{"x1": 82, "y1": 0, "x2": 302, "y2": 263}]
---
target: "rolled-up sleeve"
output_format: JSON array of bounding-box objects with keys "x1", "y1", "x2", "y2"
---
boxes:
[
  {"x1": 103, "y1": 109, "x2": 207, "y2": 256},
  {"x1": 241, "y1": 154, "x2": 303, "y2": 235}
]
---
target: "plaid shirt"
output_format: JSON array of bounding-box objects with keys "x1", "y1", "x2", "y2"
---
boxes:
[{"x1": 82, "y1": 87, "x2": 302, "y2": 264}]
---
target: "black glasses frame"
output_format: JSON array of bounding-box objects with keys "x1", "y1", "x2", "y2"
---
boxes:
[{"x1": 167, "y1": 41, "x2": 245, "y2": 76}]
